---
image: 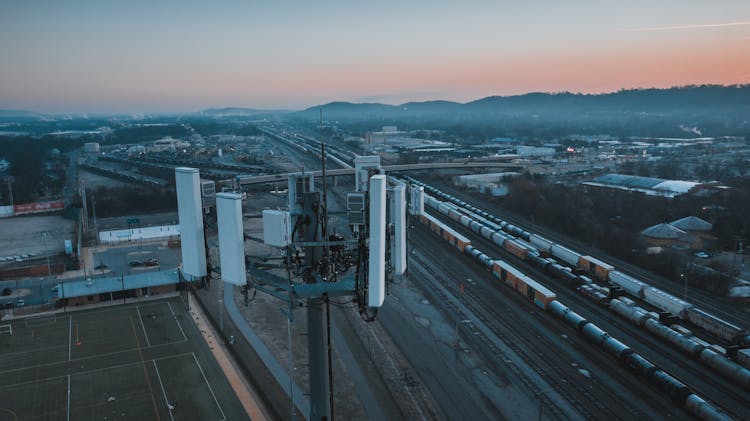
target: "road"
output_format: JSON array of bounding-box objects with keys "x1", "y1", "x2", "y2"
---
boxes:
[{"x1": 0, "y1": 276, "x2": 57, "y2": 308}]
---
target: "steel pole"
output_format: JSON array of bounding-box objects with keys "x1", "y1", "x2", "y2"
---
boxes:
[
  {"x1": 302, "y1": 192, "x2": 331, "y2": 420},
  {"x1": 44, "y1": 232, "x2": 51, "y2": 278}
]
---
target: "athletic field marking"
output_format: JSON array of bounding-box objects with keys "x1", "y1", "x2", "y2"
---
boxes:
[
  {"x1": 0, "y1": 343, "x2": 70, "y2": 358},
  {"x1": 68, "y1": 316, "x2": 72, "y2": 361},
  {"x1": 0, "y1": 408, "x2": 19, "y2": 421},
  {"x1": 0, "y1": 353, "x2": 223, "y2": 419},
  {"x1": 66, "y1": 374, "x2": 71, "y2": 421},
  {"x1": 0, "y1": 341, "x2": 188, "y2": 375},
  {"x1": 0, "y1": 352, "x2": 197, "y2": 389},
  {"x1": 136, "y1": 306, "x2": 152, "y2": 347},
  {"x1": 24, "y1": 313, "x2": 57, "y2": 328},
  {"x1": 191, "y1": 352, "x2": 226, "y2": 421},
  {"x1": 153, "y1": 360, "x2": 175, "y2": 421},
  {"x1": 167, "y1": 302, "x2": 187, "y2": 342},
  {"x1": 129, "y1": 316, "x2": 162, "y2": 421}
]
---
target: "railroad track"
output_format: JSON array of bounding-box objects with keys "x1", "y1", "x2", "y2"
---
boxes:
[
  {"x1": 427, "y1": 179, "x2": 750, "y2": 332},
  {"x1": 409, "y1": 230, "x2": 660, "y2": 420},
  {"x1": 428, "y1": 209, "x2": 750, "y2": 420}
]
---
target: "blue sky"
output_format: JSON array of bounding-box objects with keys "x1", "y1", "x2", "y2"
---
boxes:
[{"x1": 1, "y1": 0, "x2": 749, "y2": 113}]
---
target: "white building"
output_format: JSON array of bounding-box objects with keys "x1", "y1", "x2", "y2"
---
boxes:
[
  {"x1": 83, "y1": 142, "x2": 100, "y2": 153},
  {"x1": 150, "y1": 137, "x2": 191, "y2": 153},
  {"x1": 516, "y1": 145, "x2": 556, "y2": 157},
  {"x1": 455, "y1": 172, "x2": 520, "y2": 197}
]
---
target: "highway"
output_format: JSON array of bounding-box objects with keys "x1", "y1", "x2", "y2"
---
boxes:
[{"x1": 236, "y1": 162, "x2": 521, "y2": 186}]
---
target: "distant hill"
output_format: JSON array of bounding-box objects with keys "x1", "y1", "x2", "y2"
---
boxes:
[
  {"x1": 200, "y1": 107, "x2": 291, "y2": 117},
  {"x1": 291, "y1": 85, "x2": 750, "y2": 137},
  {"x1": 296, "y1": 85, "x2": 750, "y2": 120},
  {"x1": 0, "y1": 109, "x2": 48, "y2": 122}
]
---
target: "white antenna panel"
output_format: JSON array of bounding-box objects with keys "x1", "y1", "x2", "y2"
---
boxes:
[
  {"x1": 392, "y1": 183, "x2": 406, "y2": 276},
  {"x1": 217, "y1": 193, "x2": 246, "y2": 285},
  {"x1": 409, "y1": 185, "x2": 424, "y2": 215},
  {"x1": 175, "y1": 167, "x2": 207, "y2": 279},
  {"x1": 368, "y1": 174, "x2": 387, "y2": 308}
]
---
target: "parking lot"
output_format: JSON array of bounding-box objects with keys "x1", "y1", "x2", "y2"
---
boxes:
[
  {"x1": 0, "y1": 215, "x2": 75, "y2": 266},
  {"x1": 91, "y1": 244, "x2": 180, "y2": 277}
]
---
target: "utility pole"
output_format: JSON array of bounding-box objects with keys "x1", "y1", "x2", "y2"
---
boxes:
[
  {"x1": 43, "y1": 232, "x2": 52, "y2": 278},
  {"x1": 6, "y1": 176, "x2": 13, "y2": 208},
  {"x1": 80, "y1": 182, "x2": 88, "y2": 232},
  {"x1": 733, "y1": 237, "x2": 744, "y2": 274},
  {"x1": 91, "y1": 189, "x2": 98, "y2": 236},
  {"x1": 34, "y1": 230, "x2": 54, "y2": 279},
  {"x1": 319, "y1": 118, "x2": 335, "y2": 419}
]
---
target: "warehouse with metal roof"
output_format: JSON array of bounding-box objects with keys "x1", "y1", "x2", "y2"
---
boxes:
[
  {"x1": 581, "y1": 173, "x2": 701, "y2": 198},
  {"x1": 670, "y1": 216, "x2": 712, "y2": 232}
]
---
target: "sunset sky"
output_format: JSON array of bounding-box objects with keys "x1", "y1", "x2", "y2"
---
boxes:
[{"x1": 1, "y1": 0, "x2": 749, "y2": 113}]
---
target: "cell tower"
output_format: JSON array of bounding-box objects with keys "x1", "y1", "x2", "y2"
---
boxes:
[{"x1": 176, "y1": 144, "x2": 406, "y2": 420}]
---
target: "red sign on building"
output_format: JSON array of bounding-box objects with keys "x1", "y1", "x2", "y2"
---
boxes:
[{"x1": 13, "y1": 201, "x2": 65, "y2": 215}]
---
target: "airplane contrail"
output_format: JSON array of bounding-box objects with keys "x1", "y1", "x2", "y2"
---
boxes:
[{"x1": 622, "y1": 21, "x2": 750, "y2": 32}]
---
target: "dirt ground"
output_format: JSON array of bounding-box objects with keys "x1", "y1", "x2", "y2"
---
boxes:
[{"x1": 79, "y1": 169, "x2": 129, "y2": 189}]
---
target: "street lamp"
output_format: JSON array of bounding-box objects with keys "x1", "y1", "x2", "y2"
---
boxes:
[
  {"x1": 680, "y1": 273, "x2": 688, "y2": 301},
  {"x1": 32, "y1": 230, "x2": 53, "y2": 279}
]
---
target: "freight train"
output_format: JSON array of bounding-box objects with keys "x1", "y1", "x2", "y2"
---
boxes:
[
  {"x1": 423, "y1": 187, "x2": 750, "y2": 388},
  {"x1": 415, "y1": 209, "x2": 729, "y2": 420},
  {"x1": 419, "y1": 213, "x2": 471, "y2": 252},
  {"x1": 403, "y1": 176, "x2": 750, "y2": 348}
]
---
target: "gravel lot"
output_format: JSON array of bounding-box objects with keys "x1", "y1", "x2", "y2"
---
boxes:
[{"x1": 0, "y1": 215, "x2": 75, "y2": 259}]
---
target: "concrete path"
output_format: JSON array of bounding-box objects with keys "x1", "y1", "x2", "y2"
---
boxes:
[
  {"x1": 189, "y1": 293, "x2": 271, "y2": 421},
  {"x1": 223, "y1": 284, "x2": 311, "y2": 419},
  {"x1": 329, "y1": 313, "x2": 392, "y2": 420}
]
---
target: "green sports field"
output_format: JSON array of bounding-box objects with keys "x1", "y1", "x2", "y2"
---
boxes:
[{"x1": 0, "y1": 298, "x2": 247, "y2": 421}]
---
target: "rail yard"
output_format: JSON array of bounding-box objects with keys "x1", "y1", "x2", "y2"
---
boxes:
[{"x1": 2, "y1": 120, "x2": 749, "y2": 420}]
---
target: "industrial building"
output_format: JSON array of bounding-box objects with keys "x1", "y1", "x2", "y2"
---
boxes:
[
  {"x1": 670, "y1": 216, "x2": 715, "y2": 249},
  {"x1": 98, "y1": 224, "x2": 180, "y2": 245},
  {"x1": 515, "y1": 145, "x2": 556, "y2": 157},
  {"x1": 150, "y1": 137, "x2": 191, "y2": 153},
  {"x1": 640, "y1": 216, "x2": 715, "y2": 250},
  {"x1": 582, "y1": 173, "x2": 704, "y2": 198},
  {"x1": 454, "y1": 172, "x2": 520, "y2": 197},
  {"x1": 83, "y1": 142, "x2": 100, "y2": 153},
  {"x1": 641, "y1": 223, "x2": 693, "y2": 248},
  {"x1": 52, "y1": 269, "x2": 181, "y2": 306}
]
